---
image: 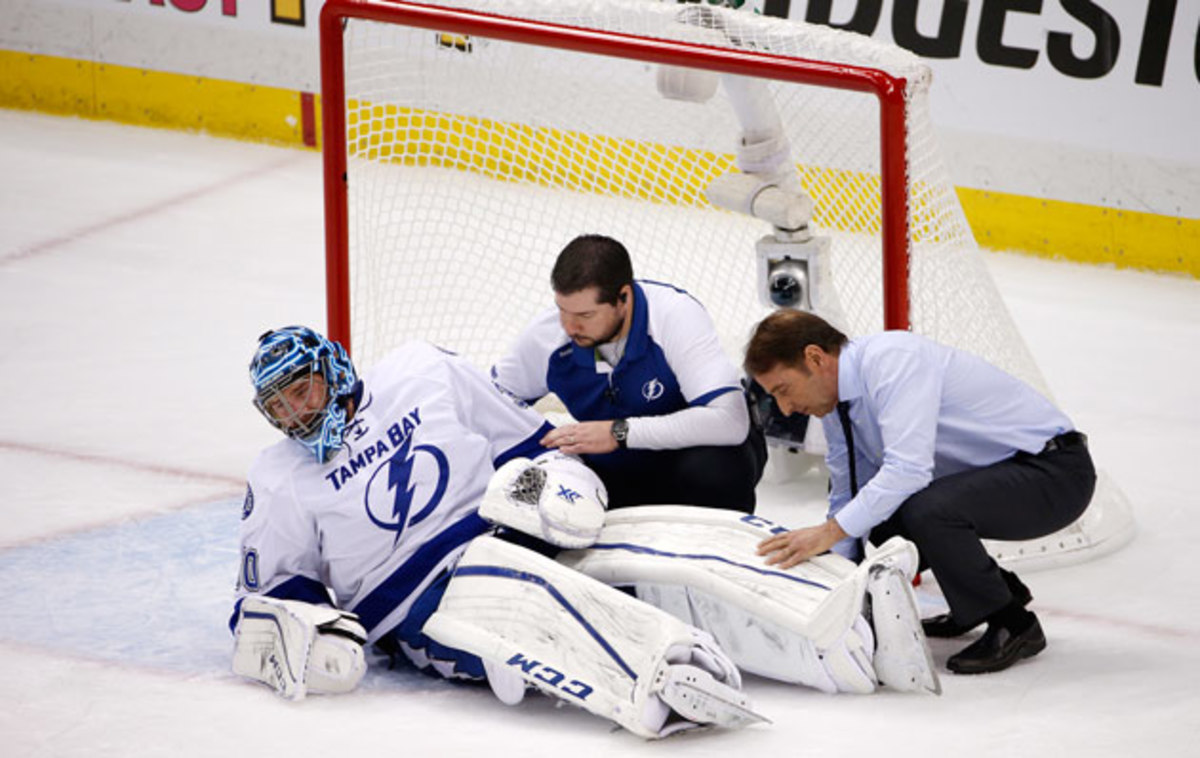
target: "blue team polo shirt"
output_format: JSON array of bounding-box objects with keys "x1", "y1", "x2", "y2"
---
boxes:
[{"x1": 491, "y1": 280, "x2": 742, "y2": 428}]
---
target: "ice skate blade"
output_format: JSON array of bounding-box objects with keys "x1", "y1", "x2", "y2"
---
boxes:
[
  {"x1": 657, "y1": 664, "x2": 770, "y2": 729},
  {"x1": 869, "y1": 565, "x2": 942, "y2": 695}
]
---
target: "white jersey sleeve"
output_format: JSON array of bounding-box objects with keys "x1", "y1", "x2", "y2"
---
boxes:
[
  {"x1": 651, "y1": 290, "x2": 742, "y2": 405},
  {"x1": 439, "y1": 347, "x2": 553, "y2": 465},
  {"x1": 627, "y1": 388, "x2": 749, "y2": 449},
  {"x1": 490, "y1": 308, "x2": 562, "y2": 407},
  {"x1": 235, "y1": 448, "x2": 330, "y2": 613},
  {"x1": 627, "y1": 285, "x2": 748, "y2": 447}
]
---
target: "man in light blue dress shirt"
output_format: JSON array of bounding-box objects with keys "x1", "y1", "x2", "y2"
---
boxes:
[{"x1": 744, "y1": 309, "x2": 1096, "y2": 675}]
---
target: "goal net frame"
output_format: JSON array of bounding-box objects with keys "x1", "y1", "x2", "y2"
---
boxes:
[{"x1": 319, "y1": 0, "x2": 914, "y2": 350}]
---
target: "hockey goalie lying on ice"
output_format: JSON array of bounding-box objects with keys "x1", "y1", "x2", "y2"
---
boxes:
[{"x1": 230, "y1": 327, "x2": 938, "y2": 741}]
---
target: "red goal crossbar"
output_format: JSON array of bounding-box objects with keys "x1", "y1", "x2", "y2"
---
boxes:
[{"x1": 318, "y1": 0, "x2": 912, "y2": 356}]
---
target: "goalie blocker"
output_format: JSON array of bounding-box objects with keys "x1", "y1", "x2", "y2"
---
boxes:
[{"x1": 232, "y1": 597, "x2": 368, "y2": 700}]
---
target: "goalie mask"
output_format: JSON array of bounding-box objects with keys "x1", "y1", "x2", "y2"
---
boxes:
[{"x1": 250, "y1": 326, "x2": 358, "y2": 464}]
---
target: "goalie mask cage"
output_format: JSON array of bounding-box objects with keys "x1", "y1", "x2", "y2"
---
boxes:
[{"x1": 319, "y1": 0, "x2": 1133, "y2": 570}]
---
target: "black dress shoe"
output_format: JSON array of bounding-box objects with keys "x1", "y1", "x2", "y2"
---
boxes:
[
  {"x1": 946, "y1": 616, "x2": 1046, "y2": 674},
  {"x1": 921, "y1": 570, "x2": 1033, "y2": 638},
  {"x1": 922, "y1": 613, "x2": 976, "y2": 638}
]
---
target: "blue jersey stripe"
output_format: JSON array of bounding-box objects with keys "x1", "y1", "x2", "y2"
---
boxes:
[
  {"x1": 494, "y1": 420, "x2": 554, "y2": 468},
  {"x1": 267, "y1": 575, "x2": 334, "y2": 604},
  {"x1": 454, "y1": 564, "x2": 640, "y2": 682},
  {"x1": 589, "y1": 542, "x2": 832, "y2": 591},
  {"x1": 688, "y1": 385, "x2": 741, "y2": 407},
  {"x1": 352, "y1": 512, "x2": 491, "y2": 632}
]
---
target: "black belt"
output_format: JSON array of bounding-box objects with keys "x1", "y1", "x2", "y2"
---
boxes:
[{"x1": 1042, "y1": 431, "x2": 1087, "y2": 454}]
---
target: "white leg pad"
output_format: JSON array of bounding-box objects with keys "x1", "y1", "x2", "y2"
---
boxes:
[
  {"x1": 632, "y1": 581, "x2": 875, "y2": 694},
  {"x1": 557, "y1": 506, "x2": 879, "y2": 694},
  {"x1": 422, "y1": 536, "x2": 764, "y2": 738}
]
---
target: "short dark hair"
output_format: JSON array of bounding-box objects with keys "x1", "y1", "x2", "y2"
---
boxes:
[
  {"x1": 550, "y1": 234, "x2": 634, "y2": 305},
  {"x1": 744, "y1": 309, "x2": 848, "y2": 375}
]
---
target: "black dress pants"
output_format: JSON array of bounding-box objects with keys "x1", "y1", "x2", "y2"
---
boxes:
[
  {"x1": 585, "y1": 425, "x2": 767, "y2": 512},
  {"x1": 869, "y1": 439, "x2": 1096, "y2": 627}
]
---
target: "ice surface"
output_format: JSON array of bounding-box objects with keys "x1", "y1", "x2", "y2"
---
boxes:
[{"x1": 1, "y1": 110, "x2": 1198, "y2": 757}]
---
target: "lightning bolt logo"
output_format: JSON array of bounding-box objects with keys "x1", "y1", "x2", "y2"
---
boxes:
[
  {"x1": 363, "y1": 434, "x2": 450, "y2": 542},
  {"x1": 385, "y1": 435, "x2": 417, "y2": 543}
]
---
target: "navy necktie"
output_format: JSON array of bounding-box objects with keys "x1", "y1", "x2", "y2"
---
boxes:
[{"x1": 836, "y1": 400, "x2": 859, "y2": 497}]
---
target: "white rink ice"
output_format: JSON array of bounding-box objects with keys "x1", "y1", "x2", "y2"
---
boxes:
[{"x1": 1, "y1": 109, "x2": 1198, "y2": 757}]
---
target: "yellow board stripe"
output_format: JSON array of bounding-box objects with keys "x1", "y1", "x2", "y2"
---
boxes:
[
  {"x1": 347, "y1": 101, "x2": 887, "y2": 235},
  {"x1": 348, "y1": 101, "x2": 733, "y2": 206},
  {"x1": 0, "y1": 49, "x2": 312, "y2": 147},
  {"x1": 1, "y1": 49, "x2": 1194, "y2": 277},
  {"x1": 959, "y1": 189, "x2": 1200, "y2": 276}
]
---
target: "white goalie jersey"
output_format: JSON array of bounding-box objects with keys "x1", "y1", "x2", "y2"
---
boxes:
[
  {"x1": 232, "y1": 342, "x2": 765, "y2": 737},
  {"x1": 235, "y1": 341, "x2": 554, "y2": 648}
]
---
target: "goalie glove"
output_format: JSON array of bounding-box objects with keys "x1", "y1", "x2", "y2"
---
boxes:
[
  {"x1": 478, "y1": 454, "x2": 606, "y2": 549},
  {"x1": 232, "y1": 596, "x2": 368, "y2": 700}
]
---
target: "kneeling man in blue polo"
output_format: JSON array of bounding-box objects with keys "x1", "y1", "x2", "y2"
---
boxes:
[{"x1": 490, "y1": 234, "x2": 766, "y2": 511}]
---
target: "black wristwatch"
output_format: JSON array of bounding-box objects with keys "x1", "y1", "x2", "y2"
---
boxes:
[{"x1": 611, "y1": 418, "x2": 629, "y2": 449}]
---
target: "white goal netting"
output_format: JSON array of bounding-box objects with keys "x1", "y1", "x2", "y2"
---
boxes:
[{"x1": 325, "y1": 0, "x2": 1133, "y2": 569}]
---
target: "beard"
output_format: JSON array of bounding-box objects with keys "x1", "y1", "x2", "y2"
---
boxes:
[{"x1": 572, "y1": 315, "x2": 625, "y2": 348}]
